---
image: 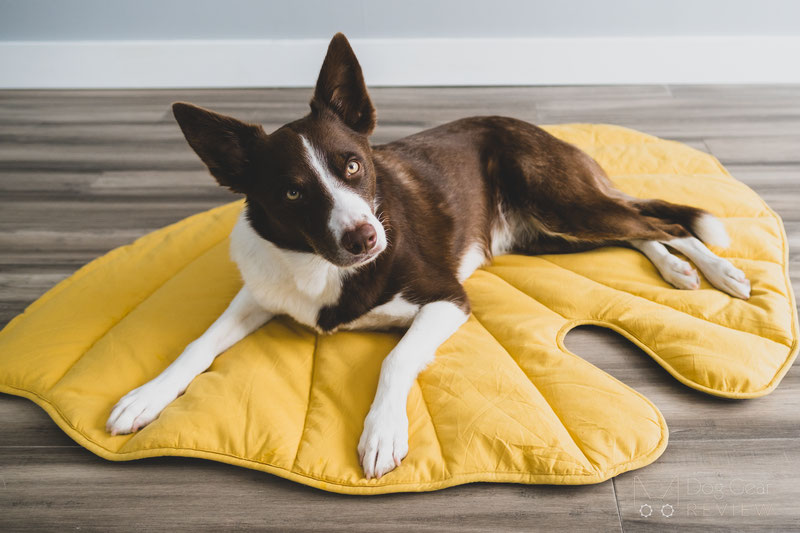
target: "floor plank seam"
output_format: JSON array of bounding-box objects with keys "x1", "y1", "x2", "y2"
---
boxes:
[{"x1": 611, "y1": 476, "x2": 625, "y2": 533}]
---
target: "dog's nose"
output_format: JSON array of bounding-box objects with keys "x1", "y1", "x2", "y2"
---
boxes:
[{"x1": 341, "y1": 223, "x2": 377, "y2": 255}]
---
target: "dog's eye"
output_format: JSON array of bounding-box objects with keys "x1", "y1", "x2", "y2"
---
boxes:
[
  {"x1": 346, "y1": 160, "x2": 361, "y2": 176},
  {"x1": 285, "y1": 188, "x2": 301, "y2": 201}
]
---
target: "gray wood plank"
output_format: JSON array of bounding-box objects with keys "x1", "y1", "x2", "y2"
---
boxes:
[
  {"x1": 612, "y1": 438, "x2": 800, "y2": 532},
  {"x1": 0, "y1": 446, "x2": 621, "y2": 532},
  {"x1": 705, "y1": 135, "x2": 800, "y2": 165}
]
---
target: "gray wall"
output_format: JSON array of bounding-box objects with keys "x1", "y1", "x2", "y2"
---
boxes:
[{"x1": 2, "y1": 0, "x2": 800, "y2": 41}]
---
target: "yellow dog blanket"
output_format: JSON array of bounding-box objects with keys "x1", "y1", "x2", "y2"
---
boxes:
[{"x1": 0, "y1": 125, "x2": 796, "y2": 495}]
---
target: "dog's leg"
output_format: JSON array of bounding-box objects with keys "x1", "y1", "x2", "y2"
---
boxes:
[
  {"x1": 106, "y1": 287, "x2": 273, "y2": 435},
  {"x1": 665, "y1": 236, "x2": 750, "y2": 299},
  {"x1": 358, "y1": 300, "x2": 468, "y2": 479},
  {"x1": 630, "y1": 239, "x2": 700, "y2": 290}
]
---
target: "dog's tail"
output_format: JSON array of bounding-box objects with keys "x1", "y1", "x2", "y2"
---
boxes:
[{"x1": 631, "y1": 199, "x2": 730, "y2": 248}]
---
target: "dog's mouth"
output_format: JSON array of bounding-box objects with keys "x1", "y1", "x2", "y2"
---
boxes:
[
  {"x1": 337, "y1": 242, "x2": 386, "y2": 269},
  {"x1": 309, "y1": 238, "x2": 385, "y2": 269}
]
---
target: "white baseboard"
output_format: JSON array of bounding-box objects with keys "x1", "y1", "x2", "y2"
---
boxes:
[{"x1": 2, "y1": 36, "x2": 800, "y2": 88}]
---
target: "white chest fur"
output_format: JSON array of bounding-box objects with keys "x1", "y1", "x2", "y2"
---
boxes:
[
  {"x1": 343, "y1": 294, "x2": 419, "y2": 330},
  {"x1": 230, "y1": 214, "x2": 344, "y2": 329},
  {"x1": 229, "y1": 213, "x2": 418, "y2": 331}
]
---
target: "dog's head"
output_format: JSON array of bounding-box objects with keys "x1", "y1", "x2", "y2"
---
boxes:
[{"x1": 172, "y1": 33, "x2": 386, "y2": 268}]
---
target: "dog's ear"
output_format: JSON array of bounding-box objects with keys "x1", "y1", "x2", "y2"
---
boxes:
[
  {"x1": 311, "y1": 33, "x2": 376, "y2": 135},
  {"x1": 172, "y1": 102, "x2": 264, "y2": 192}
]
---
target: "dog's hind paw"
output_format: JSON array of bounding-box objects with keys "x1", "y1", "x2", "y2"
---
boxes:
[
  {"x1": 661, "y1": 255, "x2": 700, "y2": 290},
  {"x1": 704, "y1": 259, "x2": 751, "y2": 300}
]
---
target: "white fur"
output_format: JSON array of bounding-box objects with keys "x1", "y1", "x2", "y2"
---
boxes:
[
  {"x1": 630, "y1": 239, "x2": 700, "y2": 290},
  {"x1": 230, "y1": 213, "x2": 345, "y2": 329},
  {"x1": 489, "y1": 205, "x2": 516, "y2": 256},
  {"x1": 666, "y1": 236, "x2": 750, "y2": 299},
  {"x1": 693, "y1": 213, "x2": 731, "y2": 249},
  {"x1": 457, "y1": 242, "x2": 488, "y2": 282},
  {"x1": 489, "y1": 204, "x2": 552, "y2": 256},
  {"x1": 300, "y1": 135, "x2": 387, "y2": 253},
  {"x1": 343, "y1": 294, "x2": 419, "y2": 330},
  {"x1": 105, "y1": 213, "x2": 351, "y2": 435},
  {"x1": 358, "y1": 300, "x2": 468, "y2": 479},
  {"x1": 106, "y1": 286, "x2": 272, "y2": 435},
  {"x1": 631, "y1": 235, "x2": 750, "y2": 299}
]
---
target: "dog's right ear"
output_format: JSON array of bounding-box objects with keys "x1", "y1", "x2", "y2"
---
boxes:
[{"x1": 172, "y1": 102, "x2": 264, "y2": 192}]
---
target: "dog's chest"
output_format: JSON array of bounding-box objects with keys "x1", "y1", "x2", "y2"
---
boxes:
[
  {"x1": 230, "y1": 215, "x2": 341, "y2": 328},
  {"x1": 230, "y1": 215, "x2": 417, "y2": 331},
  {"x1": 341, "y1": 294, "x2": 419, "y2": 330}
]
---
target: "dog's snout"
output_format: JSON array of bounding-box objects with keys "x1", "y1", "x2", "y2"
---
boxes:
[{"x1": 342, "y1": 223, "x2": 377, "y2": 255}]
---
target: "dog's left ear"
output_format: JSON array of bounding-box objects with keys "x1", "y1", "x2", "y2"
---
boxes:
[{"x1": 311, "y1": 33, "x2": 376, "y2": 135}]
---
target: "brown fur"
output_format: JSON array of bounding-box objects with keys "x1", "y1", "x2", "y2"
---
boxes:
[{"x1": 173, "y1": 33, "x2": 711, "y2": 332}]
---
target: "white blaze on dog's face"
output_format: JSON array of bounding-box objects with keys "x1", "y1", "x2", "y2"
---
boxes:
[
  {"x1": 171, "y1": 33, "x2": 386, "y2": 268},
  {"x1": 300, "y1": 134, "x2": 387, "y2": 266}
]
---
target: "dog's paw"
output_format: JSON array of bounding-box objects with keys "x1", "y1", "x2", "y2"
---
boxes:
[
  {"x1": 105, "y1": 380, "x2": 179, "y2": 435},
  {"x1": 357, "y1": 404, "x2": 409, "y2": 479},
  {"x1": 661, "y1": 255, "x2": 700, "y2": 290},
  {"x1": 703, "y1": 258, "x2": 751, "y2": 300}
]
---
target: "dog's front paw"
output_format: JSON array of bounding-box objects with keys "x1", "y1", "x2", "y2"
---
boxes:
[
  {"x1": 357, "y1": 404, "x2": 409, "y2": 479},
  {"x1": 105, "y1": 380, "x2": 179, "y2": 435}
]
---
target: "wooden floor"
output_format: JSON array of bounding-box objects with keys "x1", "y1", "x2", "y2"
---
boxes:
[{"x1": 1, "y1": 86, "x2": 798, "y2": 532}]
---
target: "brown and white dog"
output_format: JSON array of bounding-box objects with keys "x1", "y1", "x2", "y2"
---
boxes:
[{"x1": 106, "y1": 34, "x2": 750, "y2": 479}]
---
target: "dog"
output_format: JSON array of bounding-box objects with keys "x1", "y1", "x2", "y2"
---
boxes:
[{"x1": 106, "y1": 33, "x2": 750, "y2": 479}]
